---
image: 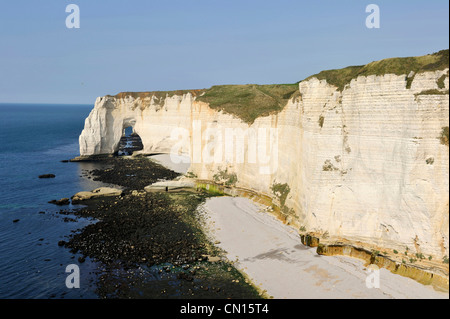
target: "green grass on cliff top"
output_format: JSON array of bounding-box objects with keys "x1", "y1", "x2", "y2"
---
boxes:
[
  {"x1": 302, "y1": 49, "x2": 449, "y2": 91},
  {"x1": 112, "y1": 89, "x2": 206, "y2": 100},
  {"x1": 196, "y1": 84, "x2": 300, "y2": 124},
  {"x1": 112, "y1": 84, "x2": 300, "y2": 124},
  {"x1": 112, "y1": 49, "x2": 448, "y2": 124}
]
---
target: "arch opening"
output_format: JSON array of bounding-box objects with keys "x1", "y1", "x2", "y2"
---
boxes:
[{"x1": 116, "y1": 125, "x2": 143, "y2": 156}]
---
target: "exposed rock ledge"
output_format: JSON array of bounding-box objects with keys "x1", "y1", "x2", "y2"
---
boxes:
[
  {"x1": 316, "y1": 242, "x2": 449, "y2": 292},
  {"x1": 144, "y1": 180, "x2": 196, "y2": 193},
  {"x1": 76, "y1": 53, "x2": 449, "y2": 273},
  {"x1": 72, "y1": 187, "x2": 123, "y2": 203}
]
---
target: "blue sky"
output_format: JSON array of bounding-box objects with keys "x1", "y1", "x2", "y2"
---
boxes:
[{"x1": 0, "y1": 0, "x2": 448, "y2": 104}]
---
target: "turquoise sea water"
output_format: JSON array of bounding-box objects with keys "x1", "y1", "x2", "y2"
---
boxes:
[{"x1": 0, "y1": 103, "x2": 109, "y2": 298}]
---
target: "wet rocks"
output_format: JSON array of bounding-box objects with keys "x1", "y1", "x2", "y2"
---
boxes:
[
  {"x1": 163, "y1": 265, "x2": 172, "y2": 273},
  {"x1": 63, "y1": 192, "x2": 208, "y2": 266},
  {"x1": 48, "y1": 198, "x2": 70, "y2": 206},
  {"x1": 71, "y1": 191, "x2": 93, "y2": 202},
  {"x1": 88, "y1": 157, "x2": 180, "y2": 190},
  {"x1": 206, "y1": 255, "x2": 221, "y2": 262},
  {"x1": 58, "y1": 156, "x2": 261, "y2": 299},
  {"x1": 182, "y1": 264, "x2": 190, "y2": 270},
  {"x1": 177, "y1": 272, "x2": 194, "y2": 282},
  {"x1": 39, "y1": 174, "x2": 55, "y2": 179}
]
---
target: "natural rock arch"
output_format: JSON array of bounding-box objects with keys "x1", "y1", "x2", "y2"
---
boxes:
[{"x1": 116, "y1": 122, "x2": 144, "y2": 156}]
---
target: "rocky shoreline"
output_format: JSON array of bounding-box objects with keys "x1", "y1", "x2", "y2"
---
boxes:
[{"x1": 57, "y1": 155, "x2": 262, "y2": 299}]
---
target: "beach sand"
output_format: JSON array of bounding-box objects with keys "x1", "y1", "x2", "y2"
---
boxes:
[
  {"x1": 147, "y1": 154, "x2": 448, "y2": 299},
  {"x1": 200, "y1": 196, "x2": 448, "y2": 299}
]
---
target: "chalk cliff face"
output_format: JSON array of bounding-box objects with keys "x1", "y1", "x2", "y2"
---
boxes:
[{"x1": 79, "y1": 68, "x2": 449, "y2": 258}]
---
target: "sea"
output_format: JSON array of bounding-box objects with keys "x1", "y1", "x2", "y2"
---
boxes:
[{"x1": 0, "y1": 103, "x2": 110, "y2": 299}]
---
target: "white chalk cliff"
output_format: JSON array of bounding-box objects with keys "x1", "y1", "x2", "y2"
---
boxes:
[{"x1": 79, "y1": 64, "x2": 449, "y2": 259}]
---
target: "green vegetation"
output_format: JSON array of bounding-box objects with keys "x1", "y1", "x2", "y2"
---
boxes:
[
  {"x1": 302, "y1": 49, "x2": 449, "y2": 91},
  {"x1": 213, "y1": 167, "x2": 238, "y2": 186},
  {"x1": 299, "y1": 226, "x2": 307, "y2": 232},
  {"x1": 426, "y1": 157, "x2": 434, "y2": 165},
  {"x1": 444, "y1": 255, "x2": 449, "y2": 264},
  {"x1": 415, "y1": 89, "x2": 449, "y2": 96},
  {"x1": 322, "y1": 159, "x2": 338, "y2": 172},
  {"x1": 440, "y1": 127, "x2": 449, "y2": 146},
  {"x1": 112, "y1": 84, "x2": 300, "y2": 124},
  {"x1": 406, "y1": 74, "x2": 415, "y2": 89},
  {"x1": 185, "y1": 171, "x2": 198, "y2": 179},
  {"x1": 318, "y1": 115, "x2": 325, "y2": 128},
  {"x1": 196, "y1": 183, "x2": 225, "y2": 196},
  {"x1": 370, "y1": 250, "x2": 380, "y2": 263},
  {"x1": 393, "y1": 249, "x2": 398, "y2": 254},
  {"x1": 196, "y1": 84, "x2": 300, "y2": 124},
  {"x1": 303, "y1": 65, "x2": 363, "y2": 91},
  {"x1": 416, "y1": 253, "x2": 425, "y2": 260},
  {"x1": 270, "y1": 182, "x2": 296, "y2": 223},
  {"x1": 270, "y1": 182, "x2": 291, "y2": 207},
  {"x1": 437, "y1": 72, "x2": 448, "y2": 89},
  {"x1": 111, "y1": 89, "x2": 207, "y2": 106}
]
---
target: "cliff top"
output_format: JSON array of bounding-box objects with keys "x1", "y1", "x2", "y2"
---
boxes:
[
  {"x1": 303, "y1": 49, "x2": 449, "y2": 91},
  {"x1": 110, "y1": 49, "x2": 448, "y2": 124},
  {"x1": 109, "y1": 89, "x2": 206, "y2": 100},
  {"x1": 196, "y1": 84, "x2": 300, "y2": 124},
  {"x1": 111, "y1": 84, "x2": 300, "y2": 124}
]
